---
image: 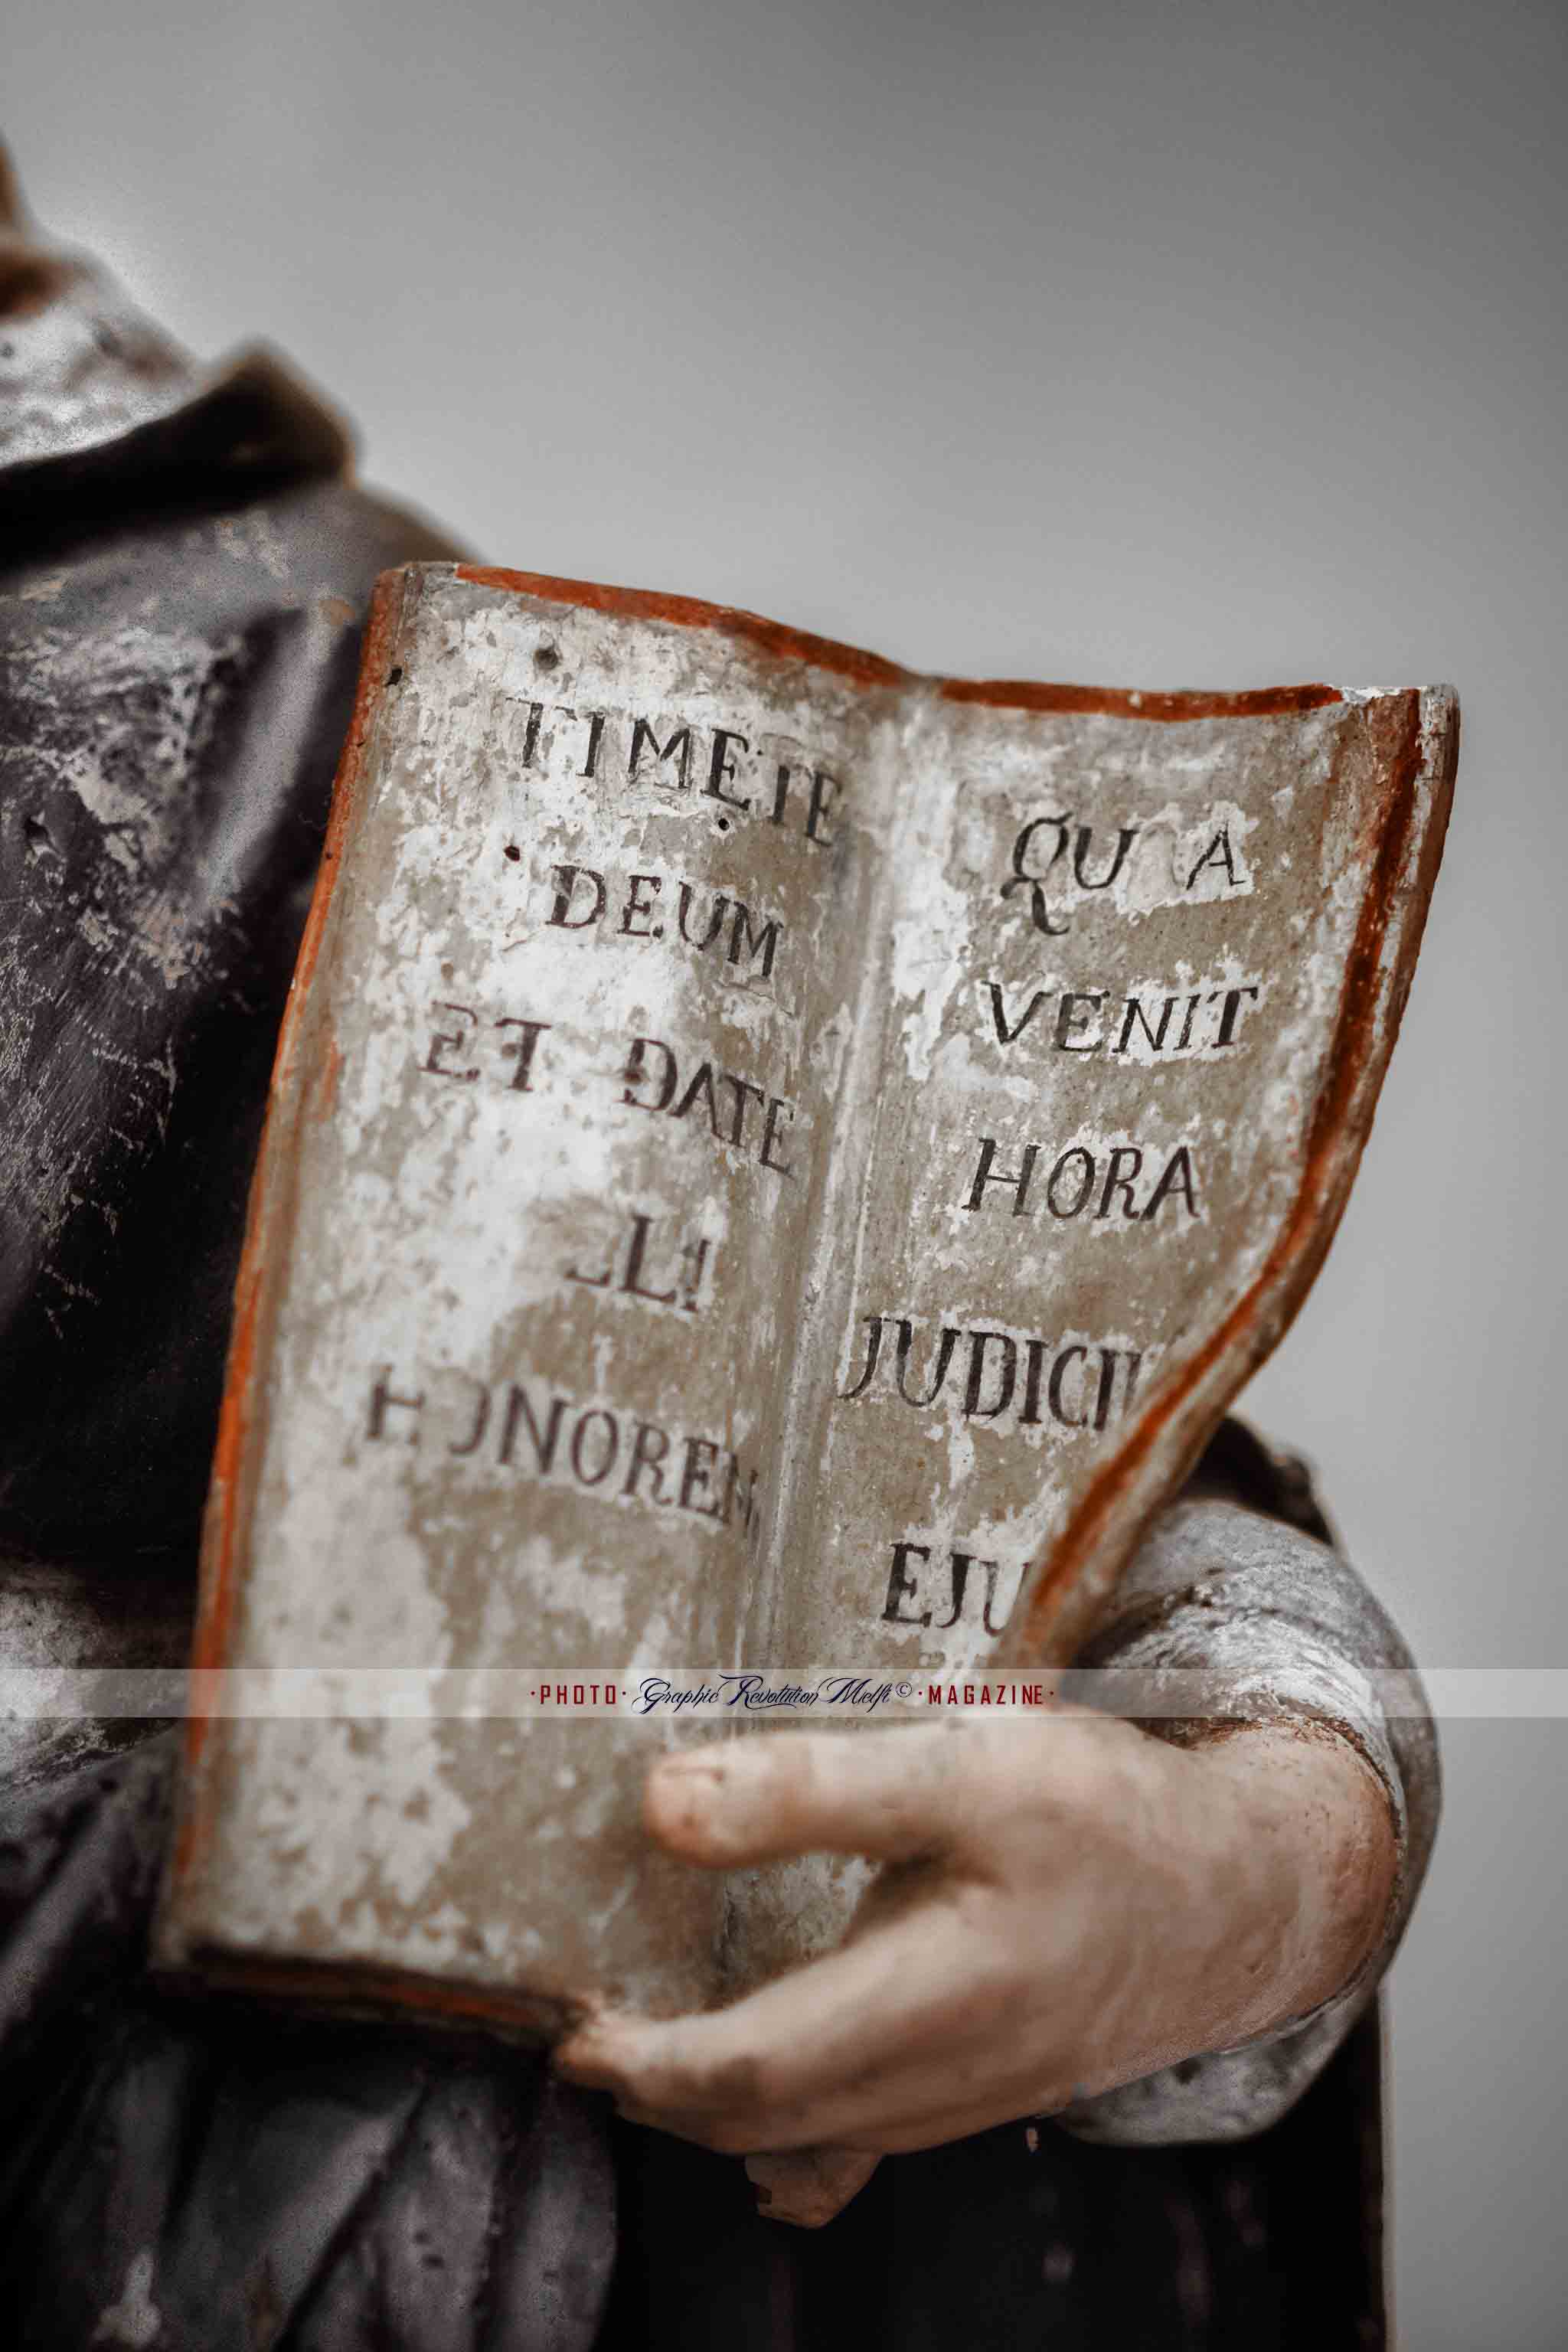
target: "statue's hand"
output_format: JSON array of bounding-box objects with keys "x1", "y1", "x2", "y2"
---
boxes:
[{"x1": 553, "y1": 1712, "x2": 1395, "y2": 2226}]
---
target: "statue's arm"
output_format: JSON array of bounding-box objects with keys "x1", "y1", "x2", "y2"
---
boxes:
[{"x1": 1054, "y1": 1459, "x2": 1438, "y2": 2146}]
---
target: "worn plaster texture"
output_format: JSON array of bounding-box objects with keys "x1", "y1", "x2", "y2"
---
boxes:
[{"x1": 158, "y1": 566, "x2": 1455, "y2": 2022}]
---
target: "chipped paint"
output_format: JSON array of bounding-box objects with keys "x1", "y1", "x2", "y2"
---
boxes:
[
  {"x1": 91, "y1": 2251, "x2": 162, "y2": 2349},
  {"x1": 160, "y1": 567, "x2": 1455, "y2": 2025}
]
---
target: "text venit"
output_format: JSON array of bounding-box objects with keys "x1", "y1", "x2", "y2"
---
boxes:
[{"x1": 985, "y1": 982, "x2": 1261, "y2": 1059}]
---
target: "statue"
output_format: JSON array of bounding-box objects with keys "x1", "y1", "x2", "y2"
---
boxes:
[{"x1": 0, "y1": 153, "x2": 1437, "y2": 2347}]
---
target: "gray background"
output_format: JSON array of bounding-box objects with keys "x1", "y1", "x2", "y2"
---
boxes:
[{"x1": 8, "y1": 0, "x2": 1563, "y2": 2340}]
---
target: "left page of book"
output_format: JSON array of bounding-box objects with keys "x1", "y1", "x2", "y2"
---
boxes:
[{"x1": 156, "y1": 564, "x2": 900, "y2": 2025}]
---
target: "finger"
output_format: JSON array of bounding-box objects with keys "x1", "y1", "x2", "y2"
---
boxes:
[
  {"x1": 552, "y1": 1900, "x2": 1044, "y2": 2154},
  {"x1": 609, "y1": 1991, "x2": 1070, "y2": 2159},
  {"x1": 642, "y1": 1723, "x2": 978, "y2": 1868},
  {"x1": 744, "y1": 2148, "x2": 881, "y2": 2229},
  {"x1": 714, "y1": 2027, "x2": 1078, "y2": 2163},
  {"x1": 554, "y1": 1896, "x2": 991, "y2": 2148},
  {"x1": 589, "y1": 1913, "x2": 1097, "y2": 2160},
  {"x1": 607, "y1": 2053, "x2": 1073, "y2": 2164}
]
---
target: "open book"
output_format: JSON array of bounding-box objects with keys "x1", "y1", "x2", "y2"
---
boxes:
[{"x1": 154, "y1": 564, "x2": 1456, "y2": 2029}]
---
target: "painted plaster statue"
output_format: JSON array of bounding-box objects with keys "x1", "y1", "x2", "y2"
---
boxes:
[{"x1": 0, "y1": 154, "x2": 1436, "y2": 2347}]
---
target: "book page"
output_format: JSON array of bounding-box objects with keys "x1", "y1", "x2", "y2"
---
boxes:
[
  {"x1": 753, "y1": 678, "x2": 1455, "y2": 1681},
  {"x1": 732, "y1": 671, "x2": 1452, "y2": 1987},
  {"x1": 162, "y1": 565, "x2": 904, "y2": 2017}
]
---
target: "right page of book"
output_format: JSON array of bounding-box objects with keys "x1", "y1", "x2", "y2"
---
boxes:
[{"x1": 751, "y1": 678, "x2": 1455, "y2": 1716}]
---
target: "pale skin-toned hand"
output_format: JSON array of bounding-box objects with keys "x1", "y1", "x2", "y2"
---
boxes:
[{"x1": 553, "y1": 1711, "x2": 1396, "y2": 2226}]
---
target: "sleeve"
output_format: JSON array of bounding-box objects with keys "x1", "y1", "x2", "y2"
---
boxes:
[{"x1": 1052, "y1": 1419, "x2": 1439, "y2": 2148}]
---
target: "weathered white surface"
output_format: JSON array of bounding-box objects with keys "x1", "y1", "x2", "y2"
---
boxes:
[
  {"x1": 162, "y1": 569, "x2": 890, "y2": 2013},
  {"x1": 737, "y1": 674, "x2": 1453, "y2": 1980},
  {"x1": 770, "y1": 687, "x2": 1429, "y2": 1667},
  {"x1": 158, "y1": 567, "x2": 1454, "y2": 2019}
]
